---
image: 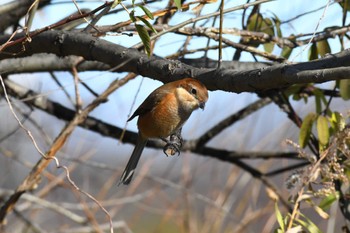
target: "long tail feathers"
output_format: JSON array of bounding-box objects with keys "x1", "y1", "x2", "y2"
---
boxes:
[{"x1": 119, "y1": 136, "x2": 147, "y2": 185}]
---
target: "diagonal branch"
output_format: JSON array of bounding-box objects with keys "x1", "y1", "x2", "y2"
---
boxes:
[
  {"x1": 195, "y1": 97, "x2": 272, "y2": 147},
  {"x1": 0, "y1": 72, "x2": 136, "y2": 226}
]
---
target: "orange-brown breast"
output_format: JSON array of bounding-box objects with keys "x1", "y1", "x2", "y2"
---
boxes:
[{"x1": 137, "y1": 92, "x2": 187, "y2": 139}]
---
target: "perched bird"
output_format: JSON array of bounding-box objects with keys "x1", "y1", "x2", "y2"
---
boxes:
[{"x1": 119, "y1": 78, "x2": 208, "y2": 185}]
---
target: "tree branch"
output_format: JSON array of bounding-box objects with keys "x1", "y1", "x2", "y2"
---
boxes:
[
  {"x1": 0, "y1": 53, "x2": 109, "y2": 74},
  {"x1": 195, "y1": 97, "x2": 272, "y2": 147},
  {"x1": 1, "y1": 30, "x2": 350, "y2": 93},
  {"x1": 0, "y1": 54, "x2": 266, "y2": 75}
]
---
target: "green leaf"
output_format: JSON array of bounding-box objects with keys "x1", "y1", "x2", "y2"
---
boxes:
[
  {"x1": 281, "y1": 46, "x2": 292, "y2": 59},
  {"x1": 247, "y1": 13, "x2": 263, "y2": 31},
  {"x1": 275, "y1": 202, "x2": 285, "y2": 232},
  {"x1": 264, "y1": 42, "x2": 275, "y2": 53},
  {"x1": 262, "y1": 18, "x2": 274, "y2": 35},
  {"x1": 261, "y1": 18, "x2": 275, "y2": 53},
  {"x1": 308, "y1": 42, "x2": 318, "y2": 60},
  {"x1": 135, "y1": 24, "x2": 151, "y2": 57},
  {"x1": 339, "y1": 0, "x2": 350, "y2": 11},
  {"x1": 297, "y1": 213, "x2": 322, "y2": 233},
  {"x1": 272, "y1": 16, "x2": 282, "y2": 37},
  {"x1": 299, "y1": 113, "x2": 316, "y2": 148},
  {"x1": 313, "y1": 88, "x2": 327, "y2": 114},
  {"x1": 316, "y1": 40, "x2": 331, "y2": 57},
  {"x1": 25, "y1": 0, "x2": 39, "y2": 33},
  {"x1": 339, "y1": 79, "x2": 350, "y2": 100},
  {"x1": 129, "y1": 10, "x2": 136, "y2": 22},
  {"x1": 285, "y1": 84, "x2": 304, "y2": 97},
  {"x1": 136, "y1": 16, "x2": 157, "y2": 33},
  {"x1": 244, "y1": 13, "x2": 263, "y2": 47},
  {"x1": 313, "y1": 204, "x2": 329, "y2": 219},
  {"x1": 305, "y1": 197, "x2": 329, "y2": 219},
  {"x1": 174, "y1": 0, "x2": 182, "y2": 10},
  {"x1": 330, "y1": 111, "x2": 345, "y2": 132},
  {"x1": 317, "y1": 115, "x2": 329, "y2": 147},
  {"x1": 138, "y1": 5, "x2": 154, "y2": 20},
  {"x1": 319, "y1": 192, "x2": 339, "y2": 211}
]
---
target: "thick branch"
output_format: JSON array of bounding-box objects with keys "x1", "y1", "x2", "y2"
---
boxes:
[
  {"x1": 1, "y1": 30, "x2": 350, "y2": 93},
  {"x1": 0, "y1": 54, "x2": 109, "y2": 74},
  {"x1": 0, "y1": 54, "x2": 266, "y2": 75},
  {"x1": 179, "y1": 57, "x2": 270, "y2": 70}
]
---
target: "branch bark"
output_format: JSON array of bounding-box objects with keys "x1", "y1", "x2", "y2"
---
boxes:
[
  {"x1": 0, "y1": 54, "x2": 266, "y2": 75},
  {"x1": 1, "y1": 30, "x2": 350, "y2": 93}
]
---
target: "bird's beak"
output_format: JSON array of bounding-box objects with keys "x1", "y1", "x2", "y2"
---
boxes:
[{"x1": 199, "y1": 102, "x2": 205, "y2": 110}]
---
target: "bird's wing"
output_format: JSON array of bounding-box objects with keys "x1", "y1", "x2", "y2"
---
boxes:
[{"x1": 127, "y1": 87, "x2": 171, "y2": 122}]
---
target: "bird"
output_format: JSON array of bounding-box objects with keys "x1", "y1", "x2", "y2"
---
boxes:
[{"x1": 119, "y1": 78, "x2": 208, "y2": 185}]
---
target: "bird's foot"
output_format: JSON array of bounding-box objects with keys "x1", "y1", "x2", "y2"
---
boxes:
[{"x1": 162, "y1": 133, "x2": 183, "y2": 157}]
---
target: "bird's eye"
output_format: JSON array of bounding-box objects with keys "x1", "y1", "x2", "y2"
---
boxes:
[{"x1": 191, "y1": 88, "x2": 197, "y2": 95}]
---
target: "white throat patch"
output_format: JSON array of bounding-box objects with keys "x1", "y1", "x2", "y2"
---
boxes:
[{"x1": 175, "y1": 87, "x2": 199, "y2": 113}]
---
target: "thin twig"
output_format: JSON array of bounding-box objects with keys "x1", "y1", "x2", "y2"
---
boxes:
[
  {"x1": 218, "y1": 0, "x2": 224, "y2": 68},
  {"x1": 0, "y1": 1, "x2": 112, "y2": 51},
  {"x1": 119, "y1": 74, "x2": 142, "y2": 143},
  {"x1": 291, "y1": 0, "x2": 331, "y2": 61},
  {"x1": 196, "y1": 97, "x2": 272, "y2": 147},
  {"x1": 133, "y1": 0, "x2": 275, "y2": 48},
  {"x1": 0, "y1": 188, "x2": 86, "y2": 224},
  {"x1": 71, "y1": 57, "x2": 84, "y2": 112},
  {"x1": 0, "y1": 75, "x2": 47, "y2": 158},
  {"x1": 0, "y1": 103, "x2": 32, "y2": 143},
  {"x1": 286, "y1": 146, "x2": 330, "y2": 230},
  {"x1": 50, "y1": 72, "x2": 76, "y2": 107},
  {"x1": 0, "y1": 72, "x2": 137, "y2": 232}
]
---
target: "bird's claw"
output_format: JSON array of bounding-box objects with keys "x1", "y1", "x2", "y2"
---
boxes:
[{"x1": 163, "y1": 133, "x2": 183, "y2": 157}]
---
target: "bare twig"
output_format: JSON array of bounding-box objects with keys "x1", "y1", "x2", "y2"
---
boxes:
[
  {"x1": 0, "y1": 1, "x2": 112, "y2": 51},
  {"x1": 71, "y1": 57, "x2": 84, "y2": 112},
  {"x1": 195, "y1": 97, "x2": 272, "y2": 147},
  {"x1": 286, "y1": 148, "x2": 329, "y2": 230},
  {"x1": 0, "y1": 188, "x2": 86, "y2": 224},
  {"x1": 291, "y1": 0, "x2": 331, "y2": 61},
  {"x1": 133, "y1": 0, "x2": 275, "y2": 48},
  {"x1": 0, "y1": 71, "x2": 137, "y2": 231},
  {"x1": 218, "y1": 0, "x2": 224, "y2": 68},
  {"x1": 203, "y1": 31, "x2": 286, "y2": 62}
]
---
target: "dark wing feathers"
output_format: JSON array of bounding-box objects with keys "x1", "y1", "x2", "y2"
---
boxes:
[{"x1": 127, "y1": 86, "x2": 171, "y2": 122}]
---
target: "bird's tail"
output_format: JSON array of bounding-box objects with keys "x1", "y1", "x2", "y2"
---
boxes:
[{"x1": 119, "y1": 136, "x2": 147, "y2": 185}]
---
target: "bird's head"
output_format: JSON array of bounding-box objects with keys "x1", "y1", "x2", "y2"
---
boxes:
[{"x1": 176, "y1": 78, "x2": 208, "y2": 112}]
